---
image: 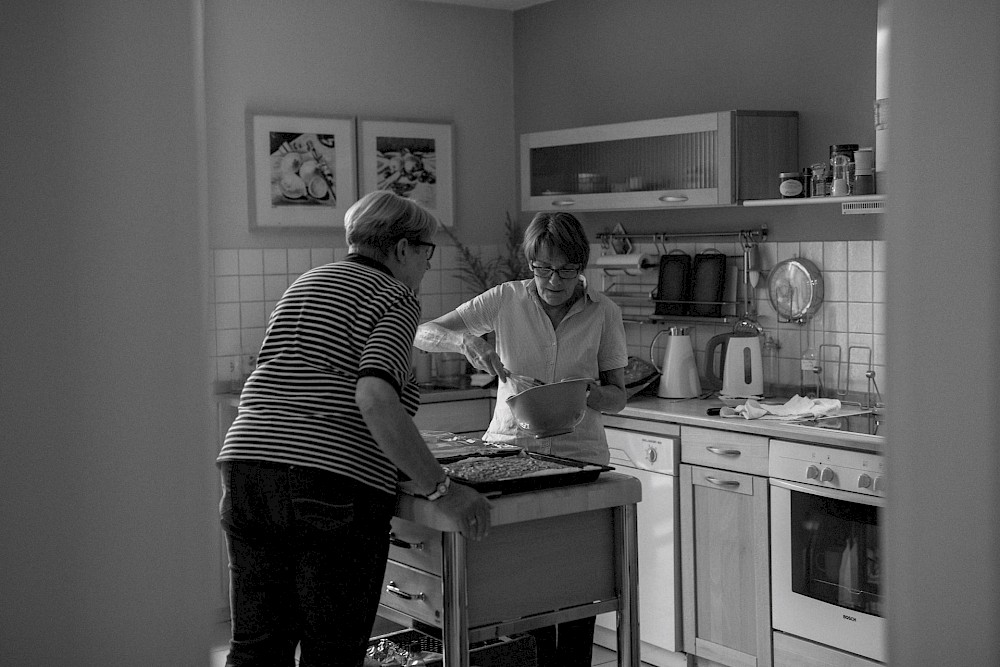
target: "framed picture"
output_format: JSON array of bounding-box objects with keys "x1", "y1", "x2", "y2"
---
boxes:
[
  {"x1": 249, "y1": 114, "x2": 357, "y2": 228},
  {"x1": 359, "y1": 120, "x2": 454, "y2": 226}
]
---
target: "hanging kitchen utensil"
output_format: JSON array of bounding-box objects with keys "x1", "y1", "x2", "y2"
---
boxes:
[
  {"x1": 733, "y1": 233, "x2": 764, "y2": 334},
  {"x1": 689, "y1": 249, "x2": 727, "y2": 317},
  {"x1": 654, "y1": 250, "x2": 691, "y2": 316},
  {"x1": 767, "y1": 257, "x2": 825, "y2": 324}
]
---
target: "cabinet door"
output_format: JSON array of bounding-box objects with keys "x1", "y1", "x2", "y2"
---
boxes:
[
  {"x1": 680, "y1": 463, "x2": 771, "y2": 667},
  {"x1": 520, "y1": 112, "x2": 728, "y2": 211}
]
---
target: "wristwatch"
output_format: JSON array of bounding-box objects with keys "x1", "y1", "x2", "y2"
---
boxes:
[{"x1": 424, "y1": 476, "x2": 451, "y2": 501}]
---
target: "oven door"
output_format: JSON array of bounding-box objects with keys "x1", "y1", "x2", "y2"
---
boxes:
[{"x1": 770, "y1": 479, "x2": 885, "y2": 663}]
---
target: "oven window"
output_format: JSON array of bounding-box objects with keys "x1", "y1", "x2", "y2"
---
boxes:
[{"x1": 789, "y1": 491, "x2": 883, "y2": 617}]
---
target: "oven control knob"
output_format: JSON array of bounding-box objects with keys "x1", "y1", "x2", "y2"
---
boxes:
[
  {"x1": 858, "y1": 473, "x2": 873, "y2": 489},
  {"x1": 873, "y1": 476, "x2": 886, "y2": 493},
  {"x1": 806, "y1": 465, "x2": 820, "y2": 480},
  {"x1": 820, "y1": 467, "x2": 836, "y2": 482},
  {"x1": 646, "y1": 447, "x2": 658, "y2": 463}
]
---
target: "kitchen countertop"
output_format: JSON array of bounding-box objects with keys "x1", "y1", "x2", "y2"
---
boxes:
[
  {"x1": 618, "y1": 395, "x2": 885, "y2": 454},
  {"x1": 217, "y1": 385, "x2": 885, "y2": 453}
]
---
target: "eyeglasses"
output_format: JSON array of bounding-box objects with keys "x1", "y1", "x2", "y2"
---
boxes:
[
  {"x1": 408, "y1": 239, "x2": 436, "y2": 260},
  {"x1": 530, "y1": 263, "x2": 582, "y2": 280}
]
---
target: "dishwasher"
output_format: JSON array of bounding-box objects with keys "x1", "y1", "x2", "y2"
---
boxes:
[{"x1": 594, "y1": 414, "x2": 685, "y2": 667}]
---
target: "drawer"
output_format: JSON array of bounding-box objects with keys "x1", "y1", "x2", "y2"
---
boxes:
[
  {"x1": 681, "y1": 425, "x2": 768, "y2": 475},
  {"x1": 413, "y1": 399, "x2": 491, "y2": 434},
  {"x1": 688, "y1": 464, "x2": 756, "y2": 497},
  {"x1": 380, "y1": 560, "x2": 443, "y2": 627},
  {"x1": 389, "y1": 517, "x2": 442, "y2": 576}
]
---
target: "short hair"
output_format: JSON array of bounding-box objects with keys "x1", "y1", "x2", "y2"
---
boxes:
[
  {"x1": 344, "y1": 190, "x2": 439, "y2": 255},
  {"x1": 522, "y1": 211, "x2": 590, "y2": 267}
]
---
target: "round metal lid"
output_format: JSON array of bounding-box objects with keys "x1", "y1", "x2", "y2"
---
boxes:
[{"x1": 767, "y1": 257, "x2": 825, "y2": 324}]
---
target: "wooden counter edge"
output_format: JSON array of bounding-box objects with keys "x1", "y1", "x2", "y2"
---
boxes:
[{"x1": 394, "y1": 472, "x2": 642, "y2": 533}]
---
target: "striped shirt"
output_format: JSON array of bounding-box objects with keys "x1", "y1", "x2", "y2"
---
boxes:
[{"x1": 218, "y1": 254, "x2": 422, "y2": 495}]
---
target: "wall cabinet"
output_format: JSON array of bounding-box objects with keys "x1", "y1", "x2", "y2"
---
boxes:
[
  {"x1": 680, "y1": 426, "x2": 772, "y2": 667},
  {"x1": 520, "y1": 110, "x2": 797, "y2": 212}
]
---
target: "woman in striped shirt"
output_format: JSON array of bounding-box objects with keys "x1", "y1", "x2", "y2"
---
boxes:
[{"x1": 218, "y1": 190, "x2": 492, "y2": 667}]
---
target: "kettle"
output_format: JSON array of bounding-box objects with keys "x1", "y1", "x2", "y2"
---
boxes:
[
  {"x1": 705, "y1": 332, "x2": 764, "y2": 397},
  {"x1": 650, "y1": 328, "x2": 702, "y2": 398}
]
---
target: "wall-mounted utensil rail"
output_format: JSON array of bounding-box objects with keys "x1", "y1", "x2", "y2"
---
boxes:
[
  {"x1": 596, "y1": 226, "x2": 767, "y2": 254},
  {"x1": 599, "y1": 227, "x2": 767, "y2": 325}
]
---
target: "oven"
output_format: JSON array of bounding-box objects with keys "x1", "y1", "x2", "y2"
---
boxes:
[{"x1": 769, "y1": 436, "x2": 886, "y2": 665}]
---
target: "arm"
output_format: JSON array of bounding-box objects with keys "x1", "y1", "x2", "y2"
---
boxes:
[
  {"x1": 356, "y1": 376, "x2": 492, "y2": 540},
  {"x1": 586, "y1": 366, "x2": 627, "y2": 414},
  {"x1": 415, "y1": 311, "x2": 508, "y2": 378}
]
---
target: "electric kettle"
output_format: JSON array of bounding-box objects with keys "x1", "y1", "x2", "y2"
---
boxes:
[
  {"x1": 705, "y1": 332, "x2": 764, "y2": 398},
  {"x1": 650, "y1": 328, "x2": 702, "y2": 398}
]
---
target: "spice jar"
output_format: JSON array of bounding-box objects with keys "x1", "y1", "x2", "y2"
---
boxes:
[
  {"x1": 778, "y1": 172, "x2": 805, "y2": 198},
  {"x1": 831, "y1": 155, "x2": 851, "y2": 196},
  {"x1": 810, "y1": 163, "x2": 829, "y2": 197}
]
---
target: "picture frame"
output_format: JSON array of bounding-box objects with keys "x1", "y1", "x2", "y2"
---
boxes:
[
  {"x1": 249, "y1": 114, "x2": 357, "y2": 228},
  {"x1": 359, "y1": 120, "x2": 454, "y2": 226}
]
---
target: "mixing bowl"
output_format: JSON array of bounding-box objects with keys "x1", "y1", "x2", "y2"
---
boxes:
[{"x1": 505, "y1": 378, "x2": 591, "y2": 438}]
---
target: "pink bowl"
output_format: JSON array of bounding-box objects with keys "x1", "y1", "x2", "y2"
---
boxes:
[{"x1": 505, "y1": 378, "x2": 590, "y2": 438}]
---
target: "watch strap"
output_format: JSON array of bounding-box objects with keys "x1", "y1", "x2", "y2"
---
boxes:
[{"x1": 424, "y1": 475, "x2": 451, "y2": 501}]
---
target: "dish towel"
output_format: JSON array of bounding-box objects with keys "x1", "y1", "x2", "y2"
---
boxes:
[{"x1": 721, "y1": 394, "x2": 842, "y2": 420}]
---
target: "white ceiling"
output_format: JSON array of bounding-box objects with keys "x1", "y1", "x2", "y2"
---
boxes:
[{"x1": 410, "y1": 0, "x2": 553, "y2": 10}]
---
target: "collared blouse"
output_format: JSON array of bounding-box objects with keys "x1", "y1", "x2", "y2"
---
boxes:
[{"x1": 456, "y1": 278, "x2": 628, "y2": 464}]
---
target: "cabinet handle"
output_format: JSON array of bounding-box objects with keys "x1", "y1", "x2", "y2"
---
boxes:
[
  {"x1": 385, "y1": 580, "x2": 426, "y2": 601},
  {"x1": 705, "y1": 476, "x2": 741, "y2": 489},
  {"x1": 657, "y1": 194, "x2": 689, "y2": 202},
  {"x1": 706, "y1": 446, "x2": 741, "y2": 457},
  {"x1": 388, "y1": 532, "x2": 424, "y2": 550},
  {"x1": 551, "y1": 199, "x2": 576, "y2": 207}
]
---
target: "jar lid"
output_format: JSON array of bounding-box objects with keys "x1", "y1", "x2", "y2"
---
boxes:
[
  {"x1": 830, "y1": 143, "x2": 860, "y2": 153},
  {"x1": 779, "y1": 172, "x2": 801, "y2": 178}
]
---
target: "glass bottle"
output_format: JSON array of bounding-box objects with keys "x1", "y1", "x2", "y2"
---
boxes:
[
  {"x1": 229, "y1": 358, "x2": 242, "y2": 393},
  {"x1": 799, "y1": 326, "x2": 818, "y2": 397},
  {"x1": 810, "y1": 163, "x2": 828, "y2": 197},
  {"x1": 762, "y1": 334, "x2": 780, "y2": 397},
  {"x1": 831, "y1": 154, "x2": 852, "y2": 196},
  {"x1": 405, "y1": 641, "x2": 427, "y2": 666}
]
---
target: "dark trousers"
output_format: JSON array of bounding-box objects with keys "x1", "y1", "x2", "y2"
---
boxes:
[
  {"x1": 219, "y1": 460, "x2": 396, "y2": 667},
  {"x1": 528, "y1": 616, "x2": 596, "y2": 667}
]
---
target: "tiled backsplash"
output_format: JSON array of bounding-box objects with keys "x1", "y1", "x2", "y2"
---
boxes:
[
  {"x1": 211, "y1": 245, "x2": 483, "y2": 390},
  {"x1": 212, "y1": 239, "x2": 886, "y2": 402},
  {"x1": 600, "y1": 239, "x2": 887, "y2": 402}
]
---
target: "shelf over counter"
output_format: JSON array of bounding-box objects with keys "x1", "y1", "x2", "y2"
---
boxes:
[{"x1": 743, "y1": 194, "x2": 885, "y2": 215}]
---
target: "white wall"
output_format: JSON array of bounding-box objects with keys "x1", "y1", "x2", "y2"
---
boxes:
[
  {"x1": 0, "y1": 1, "x2": 215, "y2": 664},
  {"x1": 204, "y1": 0, "x2": 517, "y2": 249}
]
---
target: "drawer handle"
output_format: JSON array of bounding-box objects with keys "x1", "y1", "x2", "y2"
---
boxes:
[
  {"x1": 386, "y1": 580, "x2": 426, "y2": 601},
  {"x1": 705, "y1": 476, "x2": 741, "y2": 489},
  {"x1": 389, "y1": 532, "x2": 424, "y2": 550},
  {"x1": 657, "y1": 194, "x2": 689, "y2": 203},
  {"x1": 551, "y1": 199, "x2": 576, "y2": 207},
  {"x1": 706, "y1": 446, "x2": 741, "y2": 457}
]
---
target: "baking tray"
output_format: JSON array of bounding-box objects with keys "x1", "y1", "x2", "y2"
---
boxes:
[
  {"x1": 422, "y1": 431, "x2": 522, "y2": 464},
  {"x1": 443, "y1": 452, "x2": 614, "y2": 496},
  {"x1": 653, "y1": 250, "x2": 691, "y2": 316}
]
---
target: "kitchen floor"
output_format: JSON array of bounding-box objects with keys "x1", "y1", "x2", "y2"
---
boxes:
[{"x1": 209, "y1": 621, "x2": 643, "y2": 666}]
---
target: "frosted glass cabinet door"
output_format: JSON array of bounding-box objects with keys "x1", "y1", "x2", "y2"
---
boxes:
[{"x1": 520, "y1": 110, "x2": 798, "y2": 212}]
